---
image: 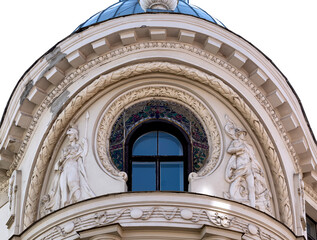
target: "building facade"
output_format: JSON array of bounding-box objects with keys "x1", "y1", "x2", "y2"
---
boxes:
[{"x1": 0, "y1": 0, "x2": 316, "y2": 239}]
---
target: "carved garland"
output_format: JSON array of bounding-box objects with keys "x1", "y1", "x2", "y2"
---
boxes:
[
  {"x1": 35, "y1": 207, "x2": 233, "y2": 239},
  {"x1": 24, "y1": 62, "x2": 292, "y2": 229},
  {"x1": 96, "y1": 87, "x2": 220, "y2": 179},
  {"x1": 3, "y1": 41, "x2": 299, "y2": 189},
  {"x1": 30, "y1": 205, "x2": 281, "y2": 240}
]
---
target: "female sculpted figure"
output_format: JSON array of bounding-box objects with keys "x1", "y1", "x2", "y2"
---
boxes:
[
  {"x1": 41, "y1": 125, "x2": 95, "y2": 216},
  {"x1": 224, "y1": 116, "x2": 272, "y2": 214}
]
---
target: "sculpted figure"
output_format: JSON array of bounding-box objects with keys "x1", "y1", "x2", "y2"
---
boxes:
[
  {"x1": 8, "y1": 171, "x2": 18, "y2": 218},
  {"x1": 224, "y1": 116, "x2": 272, "y2": 214},
  {"x1": 41, "y1": 120, "x2": 95, "y2": 216}
]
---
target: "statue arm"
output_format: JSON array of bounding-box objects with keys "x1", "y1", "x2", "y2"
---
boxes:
[{"x1": 227, "y1": 140, "x2": 245, "y2": 154}]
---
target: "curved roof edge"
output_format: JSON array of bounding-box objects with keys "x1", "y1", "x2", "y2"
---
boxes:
[
  {"x1": 74, "y1": 0, "x2": 226, "y2": 33},
  {"x1": 0, "y1": 13, "x2": 315, "y2": 148}
]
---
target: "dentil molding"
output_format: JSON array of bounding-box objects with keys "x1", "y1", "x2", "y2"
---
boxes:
[
  {"x1": 23, "y1": 62, "x2": 292, "y2": 229},
  {"x1": 2, "y1": 41, "x2": 300, "y2": 190}
]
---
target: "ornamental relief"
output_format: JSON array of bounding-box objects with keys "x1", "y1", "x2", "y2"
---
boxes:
[
  {"x1": 31, "y1": 203, "x2": 283, "y2": 240},
  {"x1": 24, "y1": 62, "x2": 292, "y2": 229},
  {"x1": 95, "y1": 86, "x2": 222, "y2": 180},
  {"x1": 6, "y1": 40, "x2": 299, "y2": 190},
  {"x1": 108, "y1": 100, "x2": 210, "y2": 172},
  {"x1": 40, "y1": 118, "x2": 95, "y2": 217},
  {"x1": 223, "y1": 116, "x2": 273, "y2": 215}
]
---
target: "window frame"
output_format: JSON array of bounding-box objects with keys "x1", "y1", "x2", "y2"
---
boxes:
[
  {"x1": 307, "y1": 215, "x2": 317, "y2": 240},
  {"x1": 124, "y1": 119, "x2": 192, "y2": 191}
]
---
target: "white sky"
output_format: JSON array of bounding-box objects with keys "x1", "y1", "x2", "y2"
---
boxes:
[{"x1": 0, "y1": 0, "x2": 316, "y2": 137}]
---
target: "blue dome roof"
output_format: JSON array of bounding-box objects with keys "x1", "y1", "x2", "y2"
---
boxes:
[{"x1": 74, "y1": 0, "x2": 225, "y2": 32}]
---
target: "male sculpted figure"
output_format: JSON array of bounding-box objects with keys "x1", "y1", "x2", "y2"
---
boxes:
[{"x1": 224, "y1": 116, "x2": 272, "y2": 214}]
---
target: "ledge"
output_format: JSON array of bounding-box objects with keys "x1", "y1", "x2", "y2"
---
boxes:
[{"x1": 20, "y1": 192, "x2": 297, "y2": 240}]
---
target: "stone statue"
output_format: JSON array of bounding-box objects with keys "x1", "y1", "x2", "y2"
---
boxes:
[
  {"x1": 41, "y1": 114, "x2": 95, "y2": 216},
  {"x1": 7, "y1": 170, "x2": 21, "y2": 229},
  {"x1": 224, "y1": 116, "x2": 272, "y2": 214}
]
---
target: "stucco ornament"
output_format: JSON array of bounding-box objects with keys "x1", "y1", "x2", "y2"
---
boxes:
[
  {"x1": 40, "y1": 114, "x2": 95, "y2": 216},
  {"x1": 224, "y1": 116, "x2": 272, "y2": 215},
  {"x1": 7, "y1": 170, "x2": 21, "y2": 228},
  {"x1": 139, "y1": 0, "x2": 178, "y2": 11},
  {"x1": 24, "y1": 62, "x2": 292, "y2": 229}
]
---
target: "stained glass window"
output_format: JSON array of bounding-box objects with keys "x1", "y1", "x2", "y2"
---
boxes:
[{"x1": 109, "y1": 100, "x2": 209, "y2": 174}]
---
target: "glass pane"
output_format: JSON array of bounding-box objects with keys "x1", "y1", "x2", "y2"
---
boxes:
[
  {"x1": 158, "y1": 132, "x2": 183, "y2": 156},
  {"x1": 307, "y1": 217, "x2": 317, "y2": 240},
  {"x1": 132, "y1": 162, "x2": 156, "y2": 191},
  {"x1": 160, "y1": 162, "x2": 184, "y2": 191},
  {"x1": 133, "y1": 132, "x2": 157, "y2": 156}
]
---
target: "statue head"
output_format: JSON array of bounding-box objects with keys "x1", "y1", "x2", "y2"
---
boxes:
[
  {"x1": 235, "y1": 128, "x2": 247, "y2": 139},
  {"x1": 67, "y1": 127, "x2": 79, "y2": 141}
]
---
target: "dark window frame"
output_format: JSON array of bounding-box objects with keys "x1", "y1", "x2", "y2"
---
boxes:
[
  {"x1": 124, "y1": 119, "x2": 192, "y2": 191},
  {"x1": 307, "y1": 215, "x2": 317, "y2": 240}
]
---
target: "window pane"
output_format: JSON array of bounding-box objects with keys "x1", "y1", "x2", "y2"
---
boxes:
[
  {"x1": 133, "y1": 132, "x2": 157, "y2": 156},
  {"x1": 158, "y1": 132, "x2": 183, "y2": 156},
  {"x1": 307, "y1": 216, "x2": 317, "y2": 240},
  {"x1": 160, "y1": 162, "x2": 184, "y2": 191},
  {"x1": 132, "y1": 162, "x2": 156, "y2": 191}
]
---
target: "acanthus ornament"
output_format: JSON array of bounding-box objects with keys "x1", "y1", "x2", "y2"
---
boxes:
[
  {"x1": 96, "y1": 86, "x2": 220, "y2": 180},
  {"x1": 6, "y1": 40, "x2": 299, "y2": 193},
  {"x1": 24, "y1": 62, "x2": 292, "y2": 229}
]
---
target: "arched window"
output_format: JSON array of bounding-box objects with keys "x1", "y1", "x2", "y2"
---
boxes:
[{"x1": 125, "y1": 120, "x2": 192, "y2": 191}]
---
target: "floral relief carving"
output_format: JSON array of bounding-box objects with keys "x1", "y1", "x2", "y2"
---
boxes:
[
  {"x1": 223, "y1": 116, "x2": 272, "y2": 215},
  {"x1": 94, "y1": 207, "x2": 232, "y2": 228},
  {"x1": 23, "y1": 62, "x2": 292, "y2": 229},
  {"x1": 5, "y1": 40, "x2": 299, "y2": 193},
  {"x1": 232, "y1": 218, "x2": 278, "y2": 240},
  {"x1": 96, "y1": 86, "x2": 220, "y2": 180},
  {"x1": 33, "y1": 204, "x2": 284, "y2": 240}
]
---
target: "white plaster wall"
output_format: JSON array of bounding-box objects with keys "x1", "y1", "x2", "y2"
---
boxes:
[
  {"x1": 0, "y1": 203, "x2": 9, "y2": 240},
  {"x1": 39, "y1": 76, "x2": 276, "y2": 218}
]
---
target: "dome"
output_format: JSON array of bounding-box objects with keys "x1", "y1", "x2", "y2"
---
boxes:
[{"x1": 74, "y1": 0, "x2": 225, "y2": 32}]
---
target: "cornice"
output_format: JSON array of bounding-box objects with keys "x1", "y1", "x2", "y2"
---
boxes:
[
  {"x1": 2, "y1": 19, "x2": 314, "y2": 189},
  {"x1": 21, "y1": 193, "x2": 296, "y2": 240},
  {"x1": 23, "y1": 61, "x2": 292, "y2": 230}
]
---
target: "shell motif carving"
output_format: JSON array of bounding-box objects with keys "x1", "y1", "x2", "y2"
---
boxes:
[{"x1": 139, "y1": 0, "x2": 178, "y2": 11}]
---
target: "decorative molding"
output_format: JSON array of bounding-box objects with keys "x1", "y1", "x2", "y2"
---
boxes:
[
  {"x1": 95, "y1": 207, "x2": 232, "y2": 228},
  {"x1": 27, "y1": 199, "x2": 288, "y2": 240},
  {"x1": 23, "y1": 62, "x2": 293, "y2": 229},
  {"x1": 139, "y1": 0, "x2": 178, "y2": 11},
  {"x1": 96, "y1": 87, "x2": 220, "y2": 180},
  {"x1": 4, "y1": 41, "x2": 300, "y2": 192},
  {"x1": 35, "y1": 207, "x2": 234, "y2": 239},
  {"x1": 304, "y1": 184, "x2": 317, "y2": 203},
  {"x1": 231, "y1": 218, "x2": 279, "y2": 240}
]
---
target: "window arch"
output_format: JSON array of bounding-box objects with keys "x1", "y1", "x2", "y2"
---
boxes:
[
  {"x1": 109, "y1": 100, "x2": 210, "y2": 191},
  {"x1": 125, "y1": 120, "x2": 192, "y2": 191}
]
